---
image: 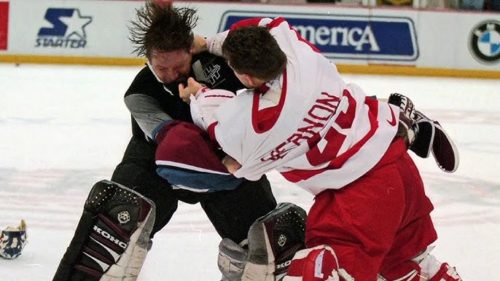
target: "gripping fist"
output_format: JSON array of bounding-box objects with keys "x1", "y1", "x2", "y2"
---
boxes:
[{"x1": 178, "y1": 77, "x2": 204, "y2": 103}]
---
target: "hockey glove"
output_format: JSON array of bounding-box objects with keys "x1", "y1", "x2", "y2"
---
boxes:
[
  {"x1": 388, "y1": 93, "x2": 418, "y2": 146},
  {"x1": 412, "y1": 110, "x2": 459, "y2": 173},
  {"x1": 388, "y1": 93, "x2": 459, "y2": 173}
]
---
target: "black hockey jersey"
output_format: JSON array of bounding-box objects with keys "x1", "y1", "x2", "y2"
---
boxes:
[{"x1": 123, "y1": 52, "x2": 244, "y2": 143}]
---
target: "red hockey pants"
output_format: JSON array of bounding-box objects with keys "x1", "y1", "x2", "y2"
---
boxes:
[{"x1": 305, "y1": 138, "x2": 438, "y2": 280}]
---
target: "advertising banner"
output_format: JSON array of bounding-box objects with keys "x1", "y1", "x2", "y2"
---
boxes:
[
  {"x1": 467, "y1": 20, "x2": 500, "y2": 65},
  {"x1": 0, "y1": 0, "x2": 497, "y2": 78},
  {"x1": 7, "y1": 0, "x2": 138, "y2": 57},
  {"x1": 0, "y1": 1, "x2": 9, "y2": 50},
  {"x1": 35, "y1": 7, "x2": 92, "y2": 50},
  {"x1": 219, "y1": 11, "x2": 419, "y2": 63}
]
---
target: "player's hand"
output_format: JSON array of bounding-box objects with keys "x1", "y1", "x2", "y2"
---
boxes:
[
  {"x1": 192, "y1": 35, "x2": 207, "y2": 54},
  {"x1": 222, "y1": 155, "x2": 241, "y2": 174},
  {"x1": 179, "y1": 77, "x2": 204, "y2": 103}
]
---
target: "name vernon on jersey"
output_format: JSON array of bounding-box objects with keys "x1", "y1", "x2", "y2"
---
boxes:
[{"x1": 260, "y1": 91, "x2": 342, "y2": 162}]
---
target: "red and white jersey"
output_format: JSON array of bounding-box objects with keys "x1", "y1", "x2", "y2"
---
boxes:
[{"x1": 207, "y1": 17, "x2": 399, "y2": 195}]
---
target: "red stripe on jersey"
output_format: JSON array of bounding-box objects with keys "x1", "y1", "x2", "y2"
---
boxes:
[
  {"x1": 229, "y1": 17, "x2": 317, "y2": 55},
  {"x1": 251, "y1": 69, "x2": 288, "y2": 134},
  {"x1": 208, "y1": 122, "x2": 218, "y2": 142},
  {"x1": 229, "y1": 18, "x2": 264, "y2": 32},
  {"x1": 267, "y1": 17, "x2": 320, "y2": 53},
  {"x1": 292, "y1": 30, "x2": 320, "y2": 53},
  {"x1": 267, "y1": 17, "x2": 286, "y2": 29},
  {"x1": 281, "y1": 96, "x2": 380, "y2": 183}
]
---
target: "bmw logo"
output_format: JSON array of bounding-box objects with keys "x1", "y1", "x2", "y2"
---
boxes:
[{"x1": 469, "y1": 20, "x2": 500, "y2": 64}]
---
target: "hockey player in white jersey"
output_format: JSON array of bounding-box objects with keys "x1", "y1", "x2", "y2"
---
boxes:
[{"x1": 178, "y1": 18, "x2": 462, "y2": 281}]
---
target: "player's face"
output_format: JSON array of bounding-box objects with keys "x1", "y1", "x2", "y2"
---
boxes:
[{"x1": 150, "y1": 49, "x2": 192, "y2": 84}]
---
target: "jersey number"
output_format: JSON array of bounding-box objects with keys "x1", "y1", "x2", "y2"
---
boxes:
[{"x1": 306, "y1": 89, "x2": 357, "y2": 166}]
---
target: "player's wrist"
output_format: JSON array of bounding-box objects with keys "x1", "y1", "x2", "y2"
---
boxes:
[
  {"x1": 193, "y1": 35, "x2": 207, "y2": 54},
  {"x1": 195, "y1": 86, "x2": 211, "y2": 98}
]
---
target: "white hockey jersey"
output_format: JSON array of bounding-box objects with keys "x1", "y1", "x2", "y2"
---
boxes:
[{"x1": 201, "y1": 17, "x2": 399, "y2": 195}]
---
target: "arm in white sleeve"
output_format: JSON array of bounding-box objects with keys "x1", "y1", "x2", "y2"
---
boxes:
[
  {"x1": 190, "y1": 88, "x2": 234, "y2": 131},
  {"x1": 206, "y1": 30, "x2": 229, "y2": 57},
  {"x1": 206, "y1": 18, "x2": 275, "y2": 56}
]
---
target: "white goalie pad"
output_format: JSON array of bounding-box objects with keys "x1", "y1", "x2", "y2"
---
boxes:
[{"x1": 53, "y1": 180, "x2": 156, "y2": 281}]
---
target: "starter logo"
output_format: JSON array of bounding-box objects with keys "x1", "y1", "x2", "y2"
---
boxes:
[
  {"x1": 469, "y1": 20, "x2": 500, "y2": 64},
  {"x1": 36, "y1": 8, "x2": 92, "y2": 49},
  {"x1": 218, "y1": 11, "x2": 419, "y2": 62}
]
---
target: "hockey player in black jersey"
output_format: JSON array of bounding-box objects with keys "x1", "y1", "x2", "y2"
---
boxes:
[{"x1": 53, "y1": 3, "x2": 279, "y2": 280}]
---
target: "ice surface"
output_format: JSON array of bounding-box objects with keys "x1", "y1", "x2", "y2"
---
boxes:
[{"x1": 1, "y1": 64, "x2": 499, "y2": 280}]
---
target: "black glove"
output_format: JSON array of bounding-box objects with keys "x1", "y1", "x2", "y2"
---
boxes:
[
  {"x1": 388, "y1": 93, "x2": 459, "y2": 173},
  {"x1": 412, "y1": 110, "x2": 459, "y2": 173}
]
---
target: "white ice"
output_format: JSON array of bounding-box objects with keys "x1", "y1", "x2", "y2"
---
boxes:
[{"x1": 0, "y1": 63, "x2": 499, "y2": 280}]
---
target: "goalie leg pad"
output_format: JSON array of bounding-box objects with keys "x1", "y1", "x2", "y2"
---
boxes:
[
  {"x1": 242, "y1": 202, "x2": 307, "y2": 281},
  {"x1": 218, "y1": 238, "x2": 248, "y2": 281},
  {"x1": 53, "y1": 180, "x2": 155, "y2": 281}
]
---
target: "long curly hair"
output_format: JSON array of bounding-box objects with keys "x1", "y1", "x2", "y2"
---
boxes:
[{"x1": 129, "y1": 2, "x2": 198, "y2": 58}]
